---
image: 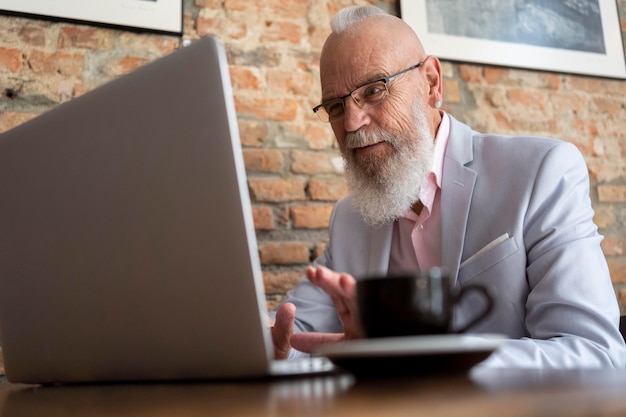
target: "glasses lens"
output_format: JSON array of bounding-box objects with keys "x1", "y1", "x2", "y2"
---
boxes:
[
  {"x1": 324, "y1": 99, "x2": 345, "y2": 122},
  {"x1": 354, "y1": 81, "x2": 388, "y2": 107},
  {"x1": 313, "y1": 80, "x2": 390, "y2": 123},
  {"x1": 314, "y1": 99, "x2": 344, "y2": 123}
]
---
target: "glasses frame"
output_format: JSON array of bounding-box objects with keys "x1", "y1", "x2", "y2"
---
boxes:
[{"x1": 312, "y1": 58, "x2": 427, "y2": 123}]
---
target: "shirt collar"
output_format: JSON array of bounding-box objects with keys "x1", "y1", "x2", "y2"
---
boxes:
[
  {"x1": 430, "y1": 111, "x2": 450, "y2": 189},
  {"x1": 402, "y1": 112, "x2": 450, "y2": 220},
  {"x1": 419, "y1": 112, "x2": 450, "y2": 206}
]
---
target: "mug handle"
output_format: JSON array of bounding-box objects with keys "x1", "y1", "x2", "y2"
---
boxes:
[{"x1": 453, "y1": 284, "x2": 494, "y2": 334}]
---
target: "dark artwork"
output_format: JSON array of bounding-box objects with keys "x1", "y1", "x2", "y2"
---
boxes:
[{"x1": 426, "y1": 0, "x2": 606, "y2": 54}]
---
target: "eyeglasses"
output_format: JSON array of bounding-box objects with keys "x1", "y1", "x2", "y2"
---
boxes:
[{"x1": 312, "y1": 59, "x2": 426, "y2": 123}]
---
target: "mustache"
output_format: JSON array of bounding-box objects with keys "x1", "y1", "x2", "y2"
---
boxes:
[{"x1": 345, "y1": 129, "x2": 397, "y2": 150}]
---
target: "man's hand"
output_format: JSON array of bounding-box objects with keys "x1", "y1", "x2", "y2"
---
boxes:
[
  {"x1": 271, "y1": 302, "x2": 295, "y2": 359},
  {"x1": 289, "y1": 265, "x2": 363, "y2": 354},
  {"x1": 306, "y1": 265, "x2": 362, "y2": 339}
]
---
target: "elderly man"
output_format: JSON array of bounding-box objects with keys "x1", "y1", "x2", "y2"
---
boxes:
[{"x1": 271, "y1": 5, "x2": 626, "y2": 368}]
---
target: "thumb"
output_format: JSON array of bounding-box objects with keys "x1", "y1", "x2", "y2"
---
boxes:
[{"x1": 272, "y1": 303, "x2": 295, "y2": 359}]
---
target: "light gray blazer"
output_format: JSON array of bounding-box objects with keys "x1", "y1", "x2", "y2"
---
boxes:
[{"x1": 283, "y1": 115, "x2": 626, "y2": 368}]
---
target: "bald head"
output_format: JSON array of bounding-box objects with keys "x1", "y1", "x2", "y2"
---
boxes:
[{"x1": 320, "y1": 7, "x2": 426, "y2": 101}]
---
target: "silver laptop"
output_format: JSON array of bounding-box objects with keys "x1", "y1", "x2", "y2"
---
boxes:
[{"x1": 0, "y1": 36, "x2": 332, "y2": 384}]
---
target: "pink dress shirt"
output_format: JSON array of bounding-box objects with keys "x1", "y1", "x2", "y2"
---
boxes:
[{"x1": 387, "y1": 112, "x2": 450, "y2": 275}]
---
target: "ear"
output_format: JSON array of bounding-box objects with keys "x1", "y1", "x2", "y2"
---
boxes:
[{"x1": 423, "y1": 56, "x2": 443, "y2": 109}]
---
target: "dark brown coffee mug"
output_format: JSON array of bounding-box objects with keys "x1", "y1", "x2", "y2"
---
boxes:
[{"x1": 357, "y1": 267, "x2": 494, "y2": 338}]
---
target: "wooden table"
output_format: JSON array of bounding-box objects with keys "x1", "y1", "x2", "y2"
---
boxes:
[{"x1": 1, "y1": 368, "x2": 626, "y2": 416}]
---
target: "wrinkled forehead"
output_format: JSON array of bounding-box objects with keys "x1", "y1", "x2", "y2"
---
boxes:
[{"x1": 319, "y1": 16, "x2": 423, "y2": 99}]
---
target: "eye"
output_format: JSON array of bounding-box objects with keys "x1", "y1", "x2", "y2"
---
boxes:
[
  {"x1": 362, "y1": 81, "x2": 387, "y2": 100},
  {"x1": 324, "y1": 100, "x2": 345, "y2": 117}
]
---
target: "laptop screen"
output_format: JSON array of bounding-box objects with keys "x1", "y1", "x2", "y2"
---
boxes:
[{"x1": 0, "y1": 36, "x2": 275, "y2": 383}]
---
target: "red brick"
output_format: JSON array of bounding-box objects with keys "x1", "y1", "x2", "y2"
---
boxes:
[
  {"x1": 261, "y1": 21, "x2": 303, "y2": 45},
  {"x1": 485, "y1": 68, "x2": 560, "y2": 90},
  {"x1": 197, "y1": 15, "x2": 247, "y2": 39},
  {"x1": 28, "y1": 50, "x2": 84, "y2": 77},
  {"x1": 230, "y1": 66, "x2": 260, "y2": 90},
  {"x1": 248, "y1": 178, "x2": 306, "y2": 202},
  {"x1": 234, "y1": 96, "x2": 298, "y2": 121},
  {"x1": 508, "y1": 117, "x2": 557, "y2": 135},
  {"x1": 59, "y1": 26, "x2": 109, "y2": 49},
  {"x1": 549, "y1": 91, "x2": 586, "y2": 112},
  {"x1": 443, "y1": 79, "x2": 461, "y2": 104},
  {"x1": 291, "y1": 150, "x2": 342, "y2": 175},
  {"x1": 307, "y1": 179, "x2": 347, "y2": 201},
  {"x1": 109, "y1": 56, "x2": 149, "y2": 76},
  {"x1": 251, "y1": 205, "x2": 273, "y2": 230},
  {"x1": 238, "y1": 120, "x2": 270, "y2": 148},
  {"x1": 592, "y1": 97, "x2": 623, "y2": 116},
  {"x1": 598, "y1": 185, "x2": 626, "y2": 203},
  {"x1": 572, "y1": 118, "x2": 599, "y2": 138},
  {"x1": 457, "y1": 64, "x2": 483, "y2": 83},
  {"x1": 493, "y1": 111, "x2": 512, "y2": 131},
  {"x1": 266, "y1": 70, "x2": 314, "y2": 95},
  {"x1": 115, "y1": 32, "x2": 178, "y2": 55},
  {"x1": 484, "y1": 67, "x2": 508, "y2": 85},
  {"x1": 243, "y1": 149, "x2": 283, "y2": 173},
  {"x1": 224, "y1": 0, "x2": 258, "y2": 11},
  {"x1": 225, "y1": 0, "x2": 307, "y2": 18},
  {"x1": 285, "y1": 123, "x2": 335, "y2": 150},
  {"x1": 263, "y1": 270, "x2": 303, "y2": 293},
  {"x1": 258, "y1": 241, "x2": 310, "y2": 264},
  {"x1": 18, "y1": 26, "x2": 46, "y2": 47},
  {"x1": 0, "y1": 47, "x2": 22, "y2": 72},
  {"x1": 567, "y1": 75, "x2": 626, "y2": 96},
  {"x1": 290, "y1": 204, "x2": 333, "y2": 228},
  {"x1": 506, "y1": 89, "x2": 547, "y2": 110}
]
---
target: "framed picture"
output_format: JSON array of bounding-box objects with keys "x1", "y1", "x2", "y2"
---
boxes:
[
  {"x1": 0, "y1": 0, "x2": 182, "y2": 36},
  {"x1": 400, "y1": 0, "x2": 626, "y2": 79}
]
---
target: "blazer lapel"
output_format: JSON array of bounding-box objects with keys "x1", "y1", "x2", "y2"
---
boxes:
[{"x1": 441, "y1": 116, "x2": 477, "y2": 283}]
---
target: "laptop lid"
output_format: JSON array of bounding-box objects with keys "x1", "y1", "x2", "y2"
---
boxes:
[{"x1": 0, "y1": 36, "x2": 278, "y2": 383}]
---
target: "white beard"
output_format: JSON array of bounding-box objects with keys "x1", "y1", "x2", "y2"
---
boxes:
[{"x1": 343, "y1": 104, "x2": 434, "y2": 228}]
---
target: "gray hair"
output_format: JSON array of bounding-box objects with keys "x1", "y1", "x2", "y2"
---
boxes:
[{"x1": 330, "y1": 6, "x2": 389, "y2": 34}]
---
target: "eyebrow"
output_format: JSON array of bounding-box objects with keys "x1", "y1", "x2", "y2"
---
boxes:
[{"x1": 321, "y1": 71, "x2": 389, "y2": 103}]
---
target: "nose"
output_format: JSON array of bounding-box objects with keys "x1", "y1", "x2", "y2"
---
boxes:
[{"x1": 342, "y1": 97, "x2": 370, "y2": 132}]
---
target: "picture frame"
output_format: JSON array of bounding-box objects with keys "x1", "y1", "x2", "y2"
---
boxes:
[
  {"x1": 400, "y1": 0, "x2": 626, "y2": 79},
  {"x1": 0, "y1": 0, "x2": 183, "y2": 36}
]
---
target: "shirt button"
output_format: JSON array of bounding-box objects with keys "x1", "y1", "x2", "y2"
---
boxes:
[{"x1": 417, "y1": 224, "x2": 424, "y2": 232}]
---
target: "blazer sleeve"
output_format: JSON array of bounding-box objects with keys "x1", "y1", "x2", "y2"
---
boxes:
[{"x1": 478, "y1": 142, "x2": 625, "y2": 368}]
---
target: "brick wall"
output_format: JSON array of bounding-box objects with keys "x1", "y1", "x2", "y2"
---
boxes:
[{"x1": 1, "y1": 0, "x2": 625, "y2": 313}]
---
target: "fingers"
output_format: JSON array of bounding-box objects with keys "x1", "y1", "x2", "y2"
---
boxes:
[
  {"x1": 306, "y1": 265, "x2": 363, "y2": 339},
  {"x1": 272, "y1": 302, "x2": 296, "y2": 360},
  {"x1": 290, "y1": 332, "x2": 345, "y2": 354},
  {"x1": 307, "y1": 266, "x2": 350, "y2": 318},
  {"x1": 306, "y1": 265, "x2": 356, "y2": 299}
]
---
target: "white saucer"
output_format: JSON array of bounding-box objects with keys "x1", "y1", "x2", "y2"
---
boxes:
[{"x1": 314, "y1": 334, "x2": 506, "y2": 378}]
